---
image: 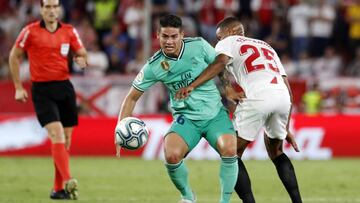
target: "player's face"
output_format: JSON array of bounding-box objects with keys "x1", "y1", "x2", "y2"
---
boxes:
[
  {"x1": 40, "y1": 0, "x2": 60, "y2": 23},
  {"x1": 158, "y1": 27, "x2": 184, "y2": 57}
]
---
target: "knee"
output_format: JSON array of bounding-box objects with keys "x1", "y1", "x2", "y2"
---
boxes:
[
  {"x1": 217, "y1": 136, "x2": 237, "y2": 157},
  {"x1": 164, "y1": 150, "x2": 185, "y2": 164},
  {"x1": 47, "y1": 128, "x2": 65, "y2": 142},
  {"x1": 220, "y1": 147, "x2": 237, "y2": 157},
  {"x1": 268, "y1": 150, "x2": 283, "y2": 160}
]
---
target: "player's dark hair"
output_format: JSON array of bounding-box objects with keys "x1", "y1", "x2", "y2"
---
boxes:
[
  {"x1": 40, "y1": 0, "x2": 60, "y2": 7},
  {"x1": 217, "y1": 17, "x2": 240, "y2": 29},
  {"x1": 159, "y1": 14, "x2": 182, "y2": 29},
  {"x1": 217, "y1": 16, "x2": 244, "y2": 36}
]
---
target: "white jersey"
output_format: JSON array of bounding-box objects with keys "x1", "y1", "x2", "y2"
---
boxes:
[{"x1": 215, "y1": 36, "x2": 288, "y2": 99}]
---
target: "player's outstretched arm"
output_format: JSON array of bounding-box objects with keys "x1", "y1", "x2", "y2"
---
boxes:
[
  {"x1": 190, "y1": 53, "x2": 230, "y2": 89},
  {"x1": 218, "y1": 69, "x2": 246, "y2": 104},
  {"x1": 282, "y1": 75, "x2": 293, "y2": 103},
  {"x1": 118, "y1": 87, "x2": 143, "y2": 122},
  {"x1": 175, "y1": 54, "x2": 230, "y2": 99},
  {"x1": 286, "y1": 131, "x2": 299, "y2": 152},
  {"x1": 282, "y1": 75, "x2": 300, "y2": 152},
  {"x1": 115, "y1": 87, "x2": 144, "y2": 157},
  {"x1": 9, "y1": 46, "x2": 28, "y2": 103}
]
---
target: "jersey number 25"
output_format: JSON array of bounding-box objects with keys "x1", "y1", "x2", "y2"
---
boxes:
[{"x1": 239, "y1": 44, "x2": 280, "y2": 74}]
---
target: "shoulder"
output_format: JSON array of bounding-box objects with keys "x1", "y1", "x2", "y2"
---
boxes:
[
  {"x1": 59, "y1": 22, "x2": 79, "y2": 35},
  {"x1": 23, "y1": 21, "x2": 41, "y2": 31},
  {"x1": 216, "y1": 36, "x2": 238, "y2": 47},
  {"x1": 183, "y1": 37, "x2": 203, "y2": 44},
  {"x1": 237, "y1": 36, "x2": 274, "y2": 49},
  {"x1": 252, "y1": 37, "x2": 274, "y2": 50},
  {"x1": 60, "y1": 22, "x2": 75, "y2": 30},
  {"x1": 223, "y1": 36, "x2": 240, "y2": 43},
  {"x1": 184, "y1": 37, "x2": 214, "y2": 51},
  {"x1": 147, "y1": 50, "x2": 163, "y2": 65}
]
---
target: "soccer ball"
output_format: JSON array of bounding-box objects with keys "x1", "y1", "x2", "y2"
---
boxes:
[{"x1": 115, "y1": 117, "x2": 149, "y2": 150}]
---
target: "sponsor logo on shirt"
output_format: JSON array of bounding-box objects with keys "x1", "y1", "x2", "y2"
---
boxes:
[{"x1": 171, "y1": 71, "x2": 193, "y2": 90}]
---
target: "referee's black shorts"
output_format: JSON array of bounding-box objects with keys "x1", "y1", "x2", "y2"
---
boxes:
[{"x1": 31, "y1": 80, "x2": 78, "y2": 127}]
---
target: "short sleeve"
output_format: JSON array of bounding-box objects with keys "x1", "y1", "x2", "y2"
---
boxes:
[
  {"x1": 201, "y1": 38, "x2": 216, "y2": 64},
  {"x1": 15, "y1": 27, "x2": 31, "y2": 50},
  {"x1": 70, "y1": 27, "x2": 83, "y2": 51},
  {"x1": 215, "y1": 37, "x2": 234, "y2": 58},
  {"x1": 132, "y1": 63, "x2": 158, "y2": 92}
]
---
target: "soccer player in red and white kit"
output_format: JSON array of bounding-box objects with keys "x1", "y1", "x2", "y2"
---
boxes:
[
  {"x1": 8, "y1": 0, "x2": 87, "y2": 200},
  {"x1": 176, "y1": 17, "x2": 302, "y2": 203}
]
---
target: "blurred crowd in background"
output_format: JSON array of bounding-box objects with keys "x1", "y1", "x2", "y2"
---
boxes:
[{"x1": 0, "y1": 0, "x2": 360, "y2": 115}]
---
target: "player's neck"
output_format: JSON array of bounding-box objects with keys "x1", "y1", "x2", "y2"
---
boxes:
[
  {"x1": 44, "y1": 21, "x2": 58, "y2": 32},
  {"x1": 163, "y1": 41, "x2": 183, "y2": 59},
  {"x1": 166, "y1": 51, "x2": 179, "y2": 58}
]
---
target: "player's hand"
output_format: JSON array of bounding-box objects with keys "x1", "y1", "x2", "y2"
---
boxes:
[
  {"x1": 286, "y1": 131, "x2": 300, "y2": 152},
  {"x1": 114, "y1": 135, "x2": 121, "y2": 158},
  {"x1": 74, "y1": 56, "x2": 88, "y2": 68},
  {"x1": 15, "y1": 88, "x2": 28, "y2": 103},
  {"x1": 65, "y1": 135, "x2": 71, "y2": 151},
  {"x1": 175, "y1": 86, "x2": 194, "y2": 100},
  {"x1": 115, "y1": 145, "x2": 121, "y2": 158},
  {"x1": 225, "y1": 86, "x2": 245, "y2": 104}
]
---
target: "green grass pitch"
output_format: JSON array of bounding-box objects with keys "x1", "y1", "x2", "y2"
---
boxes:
[{"x1": 0, "y1": 157, "x2": 359, "y2": 203}]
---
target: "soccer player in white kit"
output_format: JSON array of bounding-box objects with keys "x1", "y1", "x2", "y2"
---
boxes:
[{"x1": 176, "y1": 17, "x2": 302, "y2": 203}]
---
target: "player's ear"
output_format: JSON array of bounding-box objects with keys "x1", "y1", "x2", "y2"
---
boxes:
[{"x1": 180, "y1": 28, "x2": 184, "y2": 38}]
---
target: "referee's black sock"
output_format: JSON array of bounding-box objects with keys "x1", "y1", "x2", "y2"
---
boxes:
[
  {"x1": 273, "y1": 153, "x2": 302, "y2": 203},
  {"x1": 234, "y1": 158, "x2": 255, "y2": 203}
]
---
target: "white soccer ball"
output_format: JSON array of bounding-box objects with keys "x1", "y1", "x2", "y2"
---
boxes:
[{"x1": 115, "y1": 117, "x2": 149, "y2": 150}]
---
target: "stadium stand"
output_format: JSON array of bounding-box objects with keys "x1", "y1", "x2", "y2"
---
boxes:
[{"x1": 0, "y1": 0, "x2": 359, "y2": 114}]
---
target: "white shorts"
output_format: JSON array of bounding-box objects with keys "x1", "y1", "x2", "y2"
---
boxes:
[{"x1": 233, "y1": 89, "x2": 291, "y2": 141}]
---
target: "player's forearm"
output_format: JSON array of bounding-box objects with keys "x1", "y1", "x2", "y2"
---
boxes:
[
  {"x1": 118, "y1": 99, "x2": 136, "y2": 122},
  {"x1": 282, "y1": 76, "x2": 293, "y2": 131},
  {"x1": 75, "y1": 47, "x2": 88, "y2": 65},
  {"x1": 9, "y1": 48, "x2": 23, "y2": 89},
  {"x1": 118, "y1": 87, "x2": 143, "y2": 122},
  {"x1": 287, "y1": 104, "x2": 292, "y2": 131},
  {"x1": 190, "y1": 55, "x2": 227, "y2": 89},
  {"x1": 190, "y1": 64, "x2": 222, "y2": 89},
  {"x1": 282, "y1": 76, "x2": 293, "y2": 102},
  {"x1": 75, "y1": 47, "x2": 87, "y2": 58}
]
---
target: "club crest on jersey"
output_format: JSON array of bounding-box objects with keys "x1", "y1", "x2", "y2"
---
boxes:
[
  {"x1": 161, "y1": 61, "x2": 170, "y2": 71},
  {"x1": 60, "y1": 43, "x2": 70, "y2": 56}
]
